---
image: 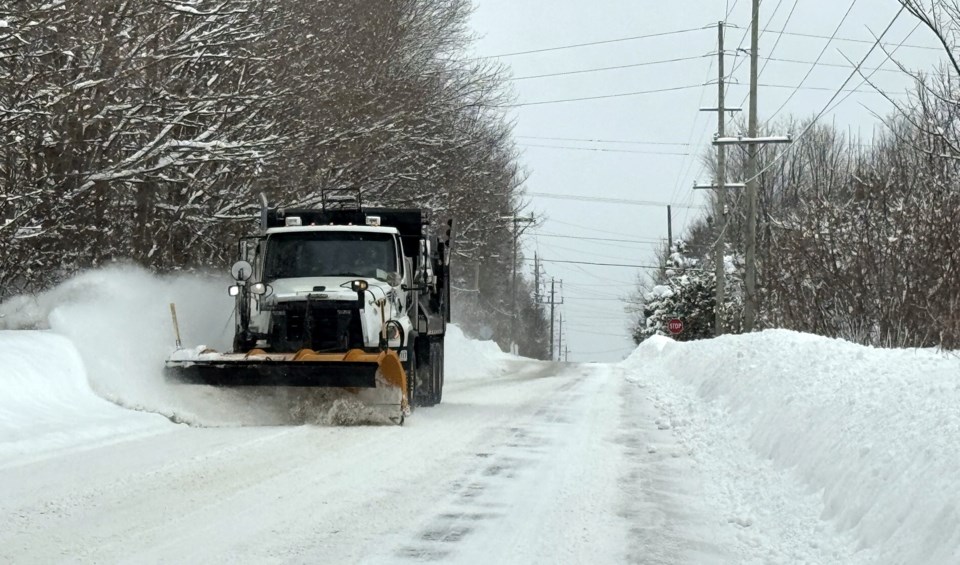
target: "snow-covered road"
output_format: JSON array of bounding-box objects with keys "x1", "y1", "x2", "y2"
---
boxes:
[
  {"x1": 0, "y1": 353, "x2": 729, "y2": 564},
  {"x1": 4, "y1": 268, "x2": 960, "y2": 564}
]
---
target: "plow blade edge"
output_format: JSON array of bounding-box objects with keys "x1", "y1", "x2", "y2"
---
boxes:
[{"x1": 165, "y1": 349, "x2": 407, "y2": 393}]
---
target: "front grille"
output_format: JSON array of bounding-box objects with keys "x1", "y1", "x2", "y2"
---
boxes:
[{"x1": 269, "y1": 300, "x2": 364, "y2": 352}]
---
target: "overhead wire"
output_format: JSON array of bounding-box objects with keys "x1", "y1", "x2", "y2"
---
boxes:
[
  {"x1": 766, "y1": 0, "x2": 859, "y2": 121},
  {"x1": 531, "y1": 232, "x2": 661, "y2": 245},
  {"x1": 506, "y1": 84, "x2": 703, "y2": 107},
  {"x1": 516, "y1": 135, "x2": 691, "y2": 146},
  {"x1": 509, "y1": 81, "x2": 892, "y2": 108},
  {"x1": 531, "y1": 239, "x2": 651, "y2": 264},
  {"x1": 734, "y1": 0, "x2": 797, "y2": 109},
  {"x1": 484, "y1": 27, "x2": 705, "y2": 58},
  {"x1": 519, "y1": 143, "x2": 690, "y2": 156},
  {"x1": 509, "y1": 53, "x2": 903, "y2": 85},
  {"x1": 762, "y1": 28, "x2": 940, "y2": 51},
  {"x1": 740, "y1": 6, "x2": 909, "y2": 186},
  {"x1": 667, "y1": 51, "x2": 716, "y2": 206},
  {"x1": 525, "y1": 257, "x2": 664, "y2": 269},
  {"x1": 528, "y1": 192, "x2": 704, "y2": 209},
  {"x1": 509, "y1": 55, "x2": 704, "y2": 80},
  {"x1": 547, "y1": 217, "x2": 672, "y2": 238}
]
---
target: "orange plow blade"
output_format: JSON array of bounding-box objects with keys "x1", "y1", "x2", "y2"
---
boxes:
[{"x1": 165, "y1": 348, "x2": 409, "y2": 423}]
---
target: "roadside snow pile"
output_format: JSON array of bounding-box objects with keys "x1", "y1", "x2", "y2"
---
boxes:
[
  {"x1": 624, "y1": 330, "x2": 960, "y2": 564},
  {"x1": 0, "y1": 331, "x2": 166, "y2": 462},
  {"x1": 444, "y1": 324, "x2": 512, "y2": 381},
  {"x1": 0, "y1": 265, "x2": 279, "y2": 426}
]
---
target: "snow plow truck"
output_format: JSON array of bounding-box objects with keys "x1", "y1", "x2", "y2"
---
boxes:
[{"x1": 165, "y1": 194, "x2": 452, "y2": 424}]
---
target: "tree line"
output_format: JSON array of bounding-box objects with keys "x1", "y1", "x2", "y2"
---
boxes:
[{"x1": 0, "y1": 0, "x2": 549, "y2": 358}]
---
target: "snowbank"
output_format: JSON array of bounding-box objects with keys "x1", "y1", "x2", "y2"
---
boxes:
[
  {"x1": 0, "y1": 331, "x2": 166, "y2": 462},
  {"x1": 624, "y1": 330, "x2": 960, "y2": 564},
  {"x1": 443, "y1": 324, "x2": 512, "y2": 381},
  {"x1": 0, "y1": 265, "x2": 294, "y2": 426}
]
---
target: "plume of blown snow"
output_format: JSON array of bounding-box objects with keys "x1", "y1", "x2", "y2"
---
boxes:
[{"x1": 0, "y1": 265, "x2": 341, "y2": 426}]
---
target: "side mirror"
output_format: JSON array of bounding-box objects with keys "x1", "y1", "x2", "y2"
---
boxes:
[
  {"x1": 386, "y1": 272, "x2": 403, "y2": 287},
  {"x1": 231, "y1": 260, "x2": 253, "y2": 281}
]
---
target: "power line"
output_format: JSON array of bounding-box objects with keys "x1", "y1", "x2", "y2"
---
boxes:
[
  {"x1": 762, "y1": 27, "x2": 940, "y2": 51},
  {"x1": 669, "y1": 46, "x2": 717, "y2": 208},
  {"x1": 510, "y1": 52, "x2": 905, "y2": 84},
  {"x1": 532, "y1": 239, "x2": 655, "y2": 263},
  {"x1": 528, "y1": 191, "x2": 704, "y2": 209},
  {"x1": 532, "y1": 232, "x2": 661, "y2": 244},
  {"x1": 743, "y1": 6, "x2": 909, "y2": 185},
  {"x1": 737, "y1": 0, "x2": 799, "y2": 109},
  {"x1": 509, "y1": 55, "x2": 704, "y2": 80},
  {"x1": 547, "y1": 217, "x2": 660, "y2": 238},
  {"x1": 515, "y1": 135, "x2": 691, "y2": 147},
  {"x1": 525, "y1": 258, "x2": 664, "y2": 269},
  {"x1": 767, "y1": 0, "x2": 859, "y2": 121},
  {"x1": 760, "y1": 55, "x2": 900, "y2": 74},
  {"x1": 756, "y1": 82, "x2": 893, "y2": 94},
  {"x1": 507, "y1": 84, "x2": 702, "y2": 107},
  {"x1": 519, "y1": 143, "x2": 690, "y2": 156},
  {"x1": 485, "y1": 27, "x2": 704, "y2": 58},
  {"x1": 566, "y1": 281, "x2": 643, "y2": 287}
]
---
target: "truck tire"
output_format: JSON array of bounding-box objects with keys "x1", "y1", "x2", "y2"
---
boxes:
[
  {"x1": 406, "y1": 339, "x2": 417, "y2": 413},
  {"x1": 414, "y1": 336, "x2": 441, "y2": 407},
  {"x1": 412, "y1": 337, "x2": 431, "y2": 407},
  {"x1": 430, "y1": 337, "x2": 444, "y2": 405}
]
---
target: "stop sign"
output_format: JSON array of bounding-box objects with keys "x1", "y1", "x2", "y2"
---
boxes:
[{"x1": 667, "y1": 318, "x2": 684, "y2": 335}]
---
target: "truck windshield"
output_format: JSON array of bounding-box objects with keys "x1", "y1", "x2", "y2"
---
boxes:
[{"x1": 263, "y1": 231, "x2": 398, "y2": 280}]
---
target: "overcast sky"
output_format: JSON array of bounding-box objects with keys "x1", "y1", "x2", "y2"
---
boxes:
[{"x1": 467, "y1": 0, "x2": 945, "y2": 362}]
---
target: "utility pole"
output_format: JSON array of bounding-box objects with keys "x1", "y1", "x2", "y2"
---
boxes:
[
  {"x1": 534, "y1": 253, "x2": 540, "y2": 304},
  {"x1": 666, "y1": 205, "x2": 673, "y2": 251},
  {"x1": 557, "y1": 313, "x2": 563, "y2": 358},
  {"x1": 502, "y1": 213, "x2": 535, "y2": 353},
  {"x1": 714, "y1": 21, "x2": 728, "y2": 337},
  {"x1": 541, "y1": 278, "x2": 563, "y2": 361},
  {"x1": 711, "y1": 4, "x2": 791, "y2": 332},
  {"x1": 695, "y1": 21, "x2": 743, "y2": 336},
  {"x1": 564, "y1": 345, "x2": 569, "y2": 362},
  {"x1": 745, "y1": 0, "x2": 761, "y2": 332}
]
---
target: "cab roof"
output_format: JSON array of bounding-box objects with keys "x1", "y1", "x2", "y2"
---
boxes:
[{"x1": 264, "y1": 225, "x2": 400, "y2": 236}]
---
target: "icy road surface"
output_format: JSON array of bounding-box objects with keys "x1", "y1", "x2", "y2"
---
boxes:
[
  {"x1": 0, "y1": 350, "x2": 744, "y2": 563},
  {"x1": 0, "y1": 357, "x2": 728, "y2": 564}
]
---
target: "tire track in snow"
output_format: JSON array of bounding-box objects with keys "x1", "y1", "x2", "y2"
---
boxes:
[
  {"x1": 613, "y1": 371, "x2": 734, "y2": 564},
  {"x1": 377, "y1": 364, "x2": 628, "y2": 564}
]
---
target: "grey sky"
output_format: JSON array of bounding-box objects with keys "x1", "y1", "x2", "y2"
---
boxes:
[{"x1": 468, "y1": 1, "x2": 944, "y2": 362}]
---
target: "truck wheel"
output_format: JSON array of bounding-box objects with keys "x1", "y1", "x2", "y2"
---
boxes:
[
  {"x1": 429, "y1": 337, "x2": 443, "y2": 405},
  {"x1": 434, "y1": 336, "x2": 444, "y2": 404},
  {"x1": 414, "y1": 337, "x2": 438, "y2": 407},
  {"x1": 406, "y1": 341, "x2": 417, "y2": 413}
]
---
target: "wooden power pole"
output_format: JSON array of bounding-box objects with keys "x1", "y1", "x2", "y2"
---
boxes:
[
  {"x1": 696, "y1": 21, "x2": 743, "y2": 336},
  {"x1": 711, "y1": 5, "x2": 791, "y2": 332}
]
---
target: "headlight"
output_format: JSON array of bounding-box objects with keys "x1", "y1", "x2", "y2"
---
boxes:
[
  {"x1": 250, "y1": 282, "x2": 268, "y2": 295},
  {"x1": 351, "y1": 280, "x2": 369, "y2": 292}
]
